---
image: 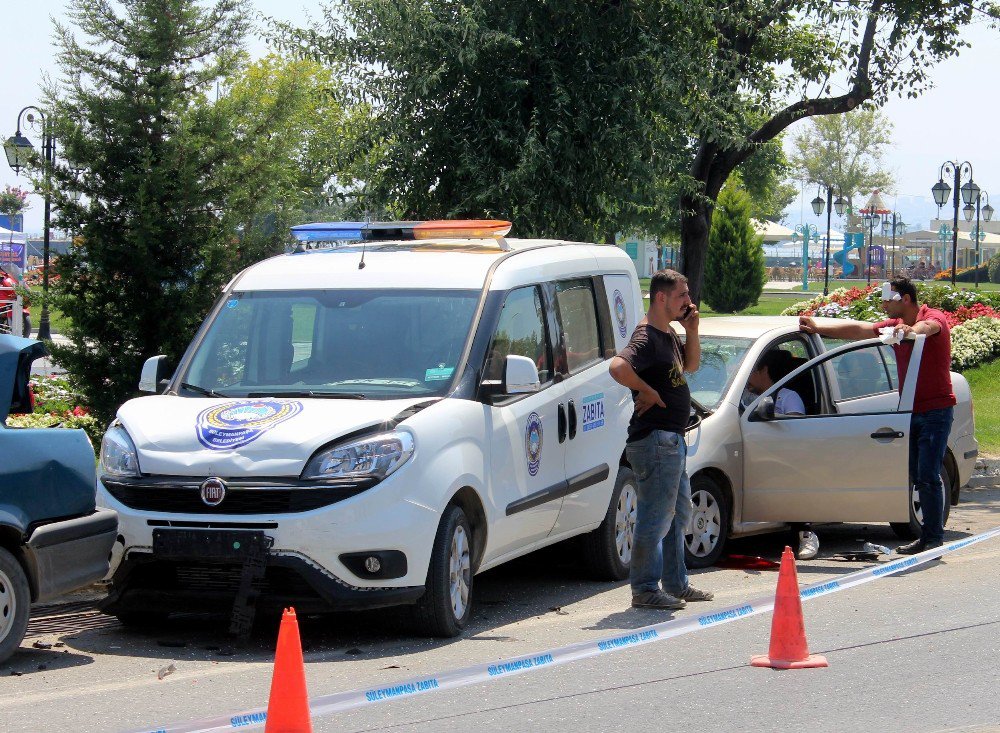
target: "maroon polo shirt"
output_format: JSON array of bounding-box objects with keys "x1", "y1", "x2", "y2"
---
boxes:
[{"x1": 873, "y1": 304, "x2": 956, "y2": 414}]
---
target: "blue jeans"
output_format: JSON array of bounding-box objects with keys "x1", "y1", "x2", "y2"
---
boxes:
[
  {"x1": 625, "y1": 430, "x2": 692, "y2": 595},
  {"x1": 909, "y1": 406, "x2": 953, "y2": 545}
]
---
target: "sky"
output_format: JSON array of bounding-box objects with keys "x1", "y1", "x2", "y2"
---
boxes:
[{"x1": 1, "y1": 2, "x2": 998, "y2": 235}]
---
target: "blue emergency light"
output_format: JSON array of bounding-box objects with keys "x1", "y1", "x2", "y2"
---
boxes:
[{"x1": 290, "y1": 222, "x2": 367, "y2": 242}]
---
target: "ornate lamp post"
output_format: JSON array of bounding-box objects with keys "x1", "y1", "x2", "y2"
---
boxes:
[
  {"x1": 810, "y1": 186, "x2": 846, "y2": 295},
  {"x1": 4, "y1": 106, "x2": 54, "y2": 339},
  {"x1": 881, "y1": 212, "x2": 905, "y2": 277},
  {"x1": 931, "y1": 161, "x2": 977, "y2": 286},
  {"x1": 859, "y1": 190, "x2": 891, "y2": 286},
  {"x1": 964, "y1": 189, "x2": 992, "y2": 288}
]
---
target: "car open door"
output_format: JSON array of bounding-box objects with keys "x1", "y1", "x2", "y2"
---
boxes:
[{"x1": 740, "y1": 336, "x2": 925, "y2": 523}]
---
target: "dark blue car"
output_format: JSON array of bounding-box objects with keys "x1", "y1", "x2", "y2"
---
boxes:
[{"x1": 0, "y1": 335, "x2": 118, "y2": 662}]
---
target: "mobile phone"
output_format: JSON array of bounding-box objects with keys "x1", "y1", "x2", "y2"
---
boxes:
[{"x1": 680, "y1": 304, "x2": 693, "y2": 320}]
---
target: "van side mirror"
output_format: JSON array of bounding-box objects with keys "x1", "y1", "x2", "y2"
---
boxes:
[
  {"x1": 504, "y1": 355, "x2": 540, "y2": 395},
  {"x1": 480, "y1": 354, "x2": 541, "y2": 399},
  {"x1": 138, "y1": 355, "x2": 172, "y2": 394},
  {"x1": 751, "y1": 395, "x2": 775, "y2": 422}
]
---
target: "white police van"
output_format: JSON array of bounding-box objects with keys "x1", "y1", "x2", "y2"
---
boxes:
[{"x1": 97, "y1": 220, "x2": 642, "y2": 636}]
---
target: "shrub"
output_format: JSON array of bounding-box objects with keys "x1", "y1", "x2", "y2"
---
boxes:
[
  {"x1": 989, "y1": 254, "x2": 1000, "y2": 284},
  {"x1": 703, "y1": 185, "x2": 766, "y2": 313},
  {"x1": 951, "y1": 317, "x2": 1000, "y2": 371}
]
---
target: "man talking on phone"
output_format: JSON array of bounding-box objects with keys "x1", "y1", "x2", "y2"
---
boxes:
[{"x1": 609, "y1": 270, "x2": 714, "y2": 610}]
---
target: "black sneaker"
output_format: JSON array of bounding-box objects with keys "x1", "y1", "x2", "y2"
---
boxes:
[{"x1": 631, "y1": 590, "x2": 686, "y2": 610}]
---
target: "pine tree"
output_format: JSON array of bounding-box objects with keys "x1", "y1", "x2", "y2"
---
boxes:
[
  {"x1": 703, "y1": 184, "x2": 766, "y2": 314},
  {"x1": 46, "y1": 0, "x2": 250, "y2": 422}
]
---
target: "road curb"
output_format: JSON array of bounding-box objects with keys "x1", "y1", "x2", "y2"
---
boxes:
[{"x1": 969, "y1": 458, "x2": 1000, "y2": 489}]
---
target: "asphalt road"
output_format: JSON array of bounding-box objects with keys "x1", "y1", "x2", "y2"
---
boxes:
[{"x1": 2, "y1": 486, "x2": 998, "y2": 733}]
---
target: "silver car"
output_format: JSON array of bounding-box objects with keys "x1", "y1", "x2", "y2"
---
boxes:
[{"x1": 675, "y1": 316, "x2": 978, "y2": 567}]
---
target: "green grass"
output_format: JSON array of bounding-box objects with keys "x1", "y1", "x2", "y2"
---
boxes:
[
  {"x1": 27, "y1": 286, "x2": 71, "y2": 336},
  {"x1": 963, "y1": 359, "x2": 1000, "y2": 458},
  {"x1": 768, "y1": 279, "x2": 1000, "y2": 293}
]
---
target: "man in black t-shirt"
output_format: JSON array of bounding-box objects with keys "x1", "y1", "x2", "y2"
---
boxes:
[{"x1": 610, "y1": 270, "x2": 714, "y2": 611}]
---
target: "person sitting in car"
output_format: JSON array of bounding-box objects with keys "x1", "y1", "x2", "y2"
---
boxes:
[{"x1": 741, "y1": 349, "x2": 820, "y2": 560}]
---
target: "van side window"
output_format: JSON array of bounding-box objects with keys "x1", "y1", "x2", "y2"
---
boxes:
[
  {"x1": 485, "y1": 286, "x2": 551, "y2": 384},
  {"x1": 554, "y1": 279, "x2": 602, "y2": 374}
]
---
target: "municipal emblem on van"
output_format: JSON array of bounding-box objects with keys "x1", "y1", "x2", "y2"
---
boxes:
[
  {"x1": 525, "y1": 412, "x2": 543, "y2": 476},
  {"x1": 195, "y1": 399, "x2": 304, "y2": 451},
  {"x1": 613, "y1": 290, "x2": 628, "y2": 337},
  {"x1": 200, "y1": 477, "x2": 227, "y2": 506}
]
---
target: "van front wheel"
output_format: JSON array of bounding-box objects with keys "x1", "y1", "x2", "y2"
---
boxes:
[{"x1": 412, "y1": 504, "x2": 473, "y2": 638}]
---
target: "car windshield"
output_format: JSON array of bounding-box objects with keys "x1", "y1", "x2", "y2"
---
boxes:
[
  {"x1": 683, "y1": 335, "x2": 755, "y2": 409},
  {"x1": 181, "y1": 289, "x2": 480, "y2": 399}
]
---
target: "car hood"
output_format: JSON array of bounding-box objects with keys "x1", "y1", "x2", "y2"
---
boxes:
[
  {"x1": 116, "y1": 394, "x2": 436, "y2": 477},
  {"x1": 0, "y1": 335, "x2": 45, "y2": 422}
]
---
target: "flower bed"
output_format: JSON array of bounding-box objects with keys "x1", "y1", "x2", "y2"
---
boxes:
[
  {"x1": 781, "y1": 283, "x2": 1000, "y2": 371},
  {"x1": 4, "y1": 374, "x2": 102, "y2": 445}
]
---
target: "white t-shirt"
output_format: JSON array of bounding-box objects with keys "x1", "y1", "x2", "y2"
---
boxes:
[
  {"x1": 774, "y1": 388, "x2": 805, "y2": 415},
  {"x1": 742, "y1": 387, "x2": 805, "y2": 415}
]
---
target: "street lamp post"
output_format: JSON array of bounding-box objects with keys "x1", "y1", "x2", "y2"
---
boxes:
[
  {"x1": 4, "y1": 106, "x2": 54, "y2": 340},
  {"x1": 931, "y1": 161, "x2": 977, "y2": 286},
  {"x1": 883, "y1": 212, "x2": 905, "y2": 277},
  {"x1": 964, "y1": 189, "x2": 992, "y2": 288},
  {"x1": 862, "y1": 213, "x2": 877, "y2": 285},
  {"x1": 810, "y1": 186, "x2": 846, "y2": 295}
]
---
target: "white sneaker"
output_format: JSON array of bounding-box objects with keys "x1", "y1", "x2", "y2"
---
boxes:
[{"x1": 797, "y1": 531, "x2": 819, "y2": 560}]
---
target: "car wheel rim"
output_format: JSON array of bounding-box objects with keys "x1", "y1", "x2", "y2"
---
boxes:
[
  {"x1": 686, "y1": 489, "x2": 721, "y2": 558},
  {"x1": 449, "y1": 525, "x2": 471, "y2": 620},
  {"x1": 0, "y1": 569, "x2": 15, "y2": 641},
  {"x1": 615, "y1": 482, "x2": 638, "y2": 564}
]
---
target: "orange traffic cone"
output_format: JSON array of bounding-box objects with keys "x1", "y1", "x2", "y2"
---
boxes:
[
  {"x1": 265, "y1": 608, "x2": 313, "y2": 732},
  {"x1": 750, "y1": 546, "x2": 829, "y2": 670}
]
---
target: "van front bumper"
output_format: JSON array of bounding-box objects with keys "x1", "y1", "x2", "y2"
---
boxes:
[{"x1": 99, "y1": 544, "x2": 425, "y2": 617}]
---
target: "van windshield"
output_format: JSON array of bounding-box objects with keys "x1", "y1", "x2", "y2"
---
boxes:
[{"x1": 181, "y1": 289, "x2": 480, "y2": 399}]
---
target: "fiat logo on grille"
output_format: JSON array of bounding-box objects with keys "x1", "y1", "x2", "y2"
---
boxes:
[{"x1": 200, "y1": 477, "x2": 227, "y2": 506}]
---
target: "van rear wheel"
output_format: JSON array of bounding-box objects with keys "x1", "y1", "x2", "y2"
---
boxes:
[
  {"x1": 412, "y1": 504, "x2": 473, "y2": 638},
  {"x1": 581, "y1": 466, "x2": 635, "y2": 581}
]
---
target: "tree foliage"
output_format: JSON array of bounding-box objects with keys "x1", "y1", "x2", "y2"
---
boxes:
[
  {"x1": 46, "y1": 0, "x2": 251, "y2": 422},
  {"x1": 212, "y1": 55, "x2": 357, "y2": 267},
  {"x1": 273, "y1": 1, "x2": 687, "y2": 242},
  {"x1": 673, "y1": 0, "x2": 995, "y2": 301},
  {"x1": 703, "y1": 184, "x2": 766, "y2": 314},
  {"x1": 789, "y1": 107, "x2": 895, "y2": 212}
]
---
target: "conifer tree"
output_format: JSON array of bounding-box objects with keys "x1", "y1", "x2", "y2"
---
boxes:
[
  {"x1": 704, "y1": 184, "x2": 766, "y2": 314},
  {"x1": 46, "y1": 0, "x2": 250, "y2": 422}
]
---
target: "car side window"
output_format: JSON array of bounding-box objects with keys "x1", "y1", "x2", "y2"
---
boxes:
[
  {"x1": 554, "y1": 278, "x2": 602, "y2": 374},
  {"x1": 484, "y1": 286, "x2": 551, "y2": 385},
  {"x1": 830, "y1": 344, "x2": 894, "y2": 400},
  {"x1": 879, "y1": 344, "x2": 898, "y2": 389}
]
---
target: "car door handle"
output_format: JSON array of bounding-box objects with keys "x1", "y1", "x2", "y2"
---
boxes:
[
  {"x1": 870, "y1": 429, "x2": 905, "y2": 440},
  {"x1": 558, "y1": 403, "x2": 567, "y2": 444},
  {"x1": 567, "y1": 400, "x2": 577, "y2": 440}
]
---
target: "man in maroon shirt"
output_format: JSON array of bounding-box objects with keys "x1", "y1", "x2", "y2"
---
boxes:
[{"x1": 799, "y1": 276, "x2": 955, "y2": 555}]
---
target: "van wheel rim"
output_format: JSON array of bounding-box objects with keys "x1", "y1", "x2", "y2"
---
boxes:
[
  {"x1": 686, "y1": 489, "x2": 721, "y2": 558},
  {"x1": 0, "y1": 569, "x2": 15, "y2": 641},
  {"x1": 449, "y1": 526, "x2": 471, "y2": 620},
  {"x1": 616, "y1": 483, "x2": 637, "y2": 564}
]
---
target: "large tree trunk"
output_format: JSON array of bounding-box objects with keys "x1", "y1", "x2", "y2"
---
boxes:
[{"x1": 680, "y1": 194, "x2": 711, "y2": 304}]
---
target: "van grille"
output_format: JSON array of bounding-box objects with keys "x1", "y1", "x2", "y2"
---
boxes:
[{"x1": 103, "y1": 476, "x2": 375, "y2": 515}]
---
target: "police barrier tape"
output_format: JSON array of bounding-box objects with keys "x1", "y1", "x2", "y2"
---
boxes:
[{"x1": 130, "y1": 526, "x2": 1000, "y2": 733}]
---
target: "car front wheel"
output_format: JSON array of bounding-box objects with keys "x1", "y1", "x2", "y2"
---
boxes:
[
  {"x1": 684, "y1": 475, "x2": 729, "y2": 569},
  {"x1": 890, "y1": 462, "x2": 953, "y2": 540},
  {"x1": 412, "y1": 504, "x2": 473, "y2": 637},
  {"x1": 0, "y1": 547, "x2": 31, "y2": 664}
]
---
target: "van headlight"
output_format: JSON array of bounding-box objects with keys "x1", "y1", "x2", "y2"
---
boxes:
[
  {"x1": 302, "y1": 430, "x2": 414, "y2": 482},
  {"x1": 100, "y1": 425, "x2": 141, "y2": 478}
]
